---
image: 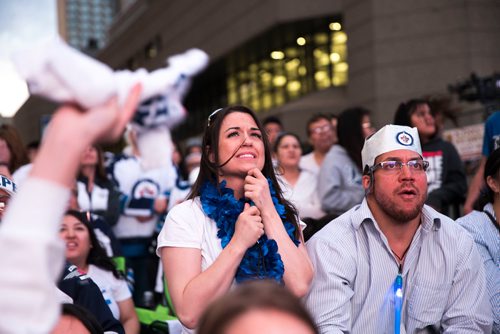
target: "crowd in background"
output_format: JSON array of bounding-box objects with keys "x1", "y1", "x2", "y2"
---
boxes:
[{"x1": 0, "y1": 90, "x2": 498, "y2": 334}]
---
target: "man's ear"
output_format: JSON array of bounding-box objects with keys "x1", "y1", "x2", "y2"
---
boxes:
[
  {"x1": 486, "y1": 175, "x2": 500, "y2": 194},
  {"x1": 362, "y1": 174, "x2": 371, "y2": 190}
]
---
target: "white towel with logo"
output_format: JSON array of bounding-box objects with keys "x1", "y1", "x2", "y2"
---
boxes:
[{"x1": 11, "y1": 36, "x2": 209, "y2": 110}]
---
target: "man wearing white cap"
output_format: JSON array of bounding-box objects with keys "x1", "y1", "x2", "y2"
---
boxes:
[{"x1": 305, "y1": 124, "x2": 492, "y2": 333}]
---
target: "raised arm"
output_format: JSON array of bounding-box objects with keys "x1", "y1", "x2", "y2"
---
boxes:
[
  {"x1": 0, "y1": 84, "x2": 141, "y2": 333},
  {"x1": 31, "y1": 84, "x2": 141, "y2": 186}
]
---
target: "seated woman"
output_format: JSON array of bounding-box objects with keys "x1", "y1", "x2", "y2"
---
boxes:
[
  {"x1": 274, "y1": 132, "x2": 324, "y2": 220},
  {"x1": 157, "y1": 106, "x2": 313, "y2": 333},
  {"x1": 59, "y1": 209, "x2": 140, "y2": 334},
  {"x1": 456, "y1": 148, "x2": 500, "y2": 333},
  {"x1": 394, "y1": 98, "x2": 467, "y2": 216}
]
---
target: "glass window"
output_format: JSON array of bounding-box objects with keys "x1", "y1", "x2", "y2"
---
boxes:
[
  {"x1": 222, "y1": 16, "x2": 346, "y2": 113},
  {"x1": 178, "y1": 15, "x2": 346, "y2": 139}
]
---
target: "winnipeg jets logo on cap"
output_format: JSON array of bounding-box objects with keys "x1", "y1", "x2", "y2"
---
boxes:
[{"x1": 396, "y1": 131, "x2": 414, "y2": 146}]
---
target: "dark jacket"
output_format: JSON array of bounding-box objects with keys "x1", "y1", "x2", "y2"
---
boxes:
[
  {"x1": 77, "y1": 175, "x2": 121, "y2": 226},
  {"x1": 422, "y1": 136, "x2": 467, "y2": 215},
  {"x1": 58, "y1": 264, "x2": 125, "y2": 334}
]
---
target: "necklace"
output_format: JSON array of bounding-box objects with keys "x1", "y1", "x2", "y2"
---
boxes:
[
  {"x1": 391, "y1": 244, "x2": 411, "y2": 265},
  {"x1": 393, "y1": 251, "x2": 405, "y2": 264},
  {"x1": 200, "y1": 179, "x2": 300, "y2": 283}
]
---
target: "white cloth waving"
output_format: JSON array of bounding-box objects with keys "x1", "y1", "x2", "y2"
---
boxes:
[{"x1": 11, "y1": 36, "x2": 209, "y2": 109}]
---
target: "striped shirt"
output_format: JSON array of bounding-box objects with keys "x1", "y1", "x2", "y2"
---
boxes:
[
  {"x1": 305, "y1": 199, "x2": 492, "y2": 333},
  {"x1": 457, "y1": 203, "x2": 500, "y2": 333}
]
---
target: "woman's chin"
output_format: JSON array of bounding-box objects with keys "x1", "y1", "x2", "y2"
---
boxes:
[{"x1": 236, "y1": 163, "x2": 262, "y2": 175}]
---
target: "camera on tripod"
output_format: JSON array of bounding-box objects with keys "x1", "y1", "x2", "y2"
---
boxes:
[{"x1": 448, "y1": 73, "x2": 500, "y2": 104}]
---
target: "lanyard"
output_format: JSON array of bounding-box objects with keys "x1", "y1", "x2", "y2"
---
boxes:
[{"x1": 394, "y1": 265, "x2": 403, "y2": 334}]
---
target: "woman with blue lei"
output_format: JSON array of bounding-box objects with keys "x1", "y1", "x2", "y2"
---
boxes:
[{"x1": 157, "y1": 106, "x2": 313, "y2": 333}]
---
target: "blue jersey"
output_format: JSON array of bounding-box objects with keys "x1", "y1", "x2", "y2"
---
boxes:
[
  {"x1": 482, "y1": 111, "x2": 500, "y2": 157},
  {"x1": 58, "y1": 264, "x2": 124, "y2": 334}
]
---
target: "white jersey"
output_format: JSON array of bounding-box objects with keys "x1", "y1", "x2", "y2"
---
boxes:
[
  {"x1": 87, "y1": 265, "x2": 131, "y2": 320},
  {"x1": 108, "y1": 154, "x2": 176, "y2": 238}
]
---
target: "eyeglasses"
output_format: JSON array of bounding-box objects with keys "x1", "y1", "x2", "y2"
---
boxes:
[
  {"x1": 370, "y1": 159, "x2": 429, "y2": 173},
  {"x1": 207, "y1": 108, "x2": 223, "y2": 127},
  {"x1": 310, "y1": 124, "x2": 332, "y2": 135}
]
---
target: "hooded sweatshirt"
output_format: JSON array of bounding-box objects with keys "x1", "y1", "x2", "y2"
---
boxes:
[
  {"x1": 422, "y1": 136, "x2": 467, "y2": 212},
  {"x1": 318, "y1": 145, "x2": 364, "y2": 216}
]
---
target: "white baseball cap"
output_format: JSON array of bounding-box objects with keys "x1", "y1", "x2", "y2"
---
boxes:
[
  {"x1": 0, "y1": 175, "x2": 16, "y2": 196},
  {"x1": 361, "y1": 124, "x2": 422, "y2": 170}
]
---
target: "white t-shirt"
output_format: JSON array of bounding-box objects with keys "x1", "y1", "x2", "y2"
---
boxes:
[
  {"x1": 87, "y1": 264, "x2": 131, "y2": 320},
  {"x1": 299, "y1": 152, "x2": 320, "y2": 176},
  {"x1": 156, "y1": 197, "x2": 305, "y2": 334},
  {"x1": 277, "y1": 170, "x2": 325, "y2": 220},
  {"x1": 157, "y1": 198, "x2": 222, "y2": 271},
  {"x1": 157, "y1": 197, "x2": 306, "y2": 267}
]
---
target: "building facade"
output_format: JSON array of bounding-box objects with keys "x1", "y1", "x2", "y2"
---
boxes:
[
  {"x1": 57, "y1": 0, "x2": 122, "y2": 53},
  {"x1": 14, "y1": 0, "x2": 500, "y2": 143}
]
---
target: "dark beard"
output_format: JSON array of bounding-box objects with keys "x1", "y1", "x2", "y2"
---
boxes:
[
  {"x1": 378, "y1": 198, "x2": 423, "y2": 223},
  {"x1": 374, "y1": 186, "x2": 425, "y2": 223}
]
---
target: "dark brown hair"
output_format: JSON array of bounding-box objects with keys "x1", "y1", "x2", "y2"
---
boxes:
[
  {"x1": 474, "y1": 147, "x2": 500, "y2": 210},
  {"x1": 393, "y1": 98, "x2": 437, "y2": 139},
  {"x1": 61, "y1": 303, "x2": 103, "y2": 334},
  {"x1": 0, "y1": 124, "x2": 29, "y2": 173},
  {"x1": 273, "y1": 132, "x2": 302, "y2": 154},
  {"x1": 94, "y1": 145, "x2": 108, "y2": 181},
  {"x1": 188, "y1": 105, "x2": 300, "y2": 238},
  {"x1": 337, "y1": 107, "x2": 371, "y2": 171},
  {"x1": 197, "y1": 280, "x2": 318, "y2": 334},
  {"x1": 78, "y1": 145, "x2": 108, "y2": 182}
]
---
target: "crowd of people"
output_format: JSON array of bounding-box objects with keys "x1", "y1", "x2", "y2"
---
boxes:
[{"x1": 0, "y1": 39, "x2": 498, "y2": 334}]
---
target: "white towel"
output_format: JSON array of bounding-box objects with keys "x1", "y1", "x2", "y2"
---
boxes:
[
  {"x1": 11, "y1": 36, "x2": 209, "y2": 110},
  {"x1": 12, "y1": 36, "x2": 209, "y2": 172}
]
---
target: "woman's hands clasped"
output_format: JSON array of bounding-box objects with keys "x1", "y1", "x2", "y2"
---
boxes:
[
  {"x1": 242, "y1": 167, "x2": 284, "y2": 241},
  {"x1": 231, "y1": 203, "x2": 264, "y2": 251},
  {"x1": 243, "y1": 168, "x2": 275, "y2": 212}
]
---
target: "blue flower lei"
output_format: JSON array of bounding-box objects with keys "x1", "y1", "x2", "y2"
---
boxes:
[{"x1": 200, "y1": 179, "x2": 300, "y2": 283}]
